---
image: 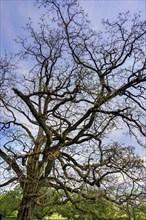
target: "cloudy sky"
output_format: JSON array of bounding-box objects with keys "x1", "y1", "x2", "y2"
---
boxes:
[{"x1": 0, "y1": 0, "x2": 145, "y2": 158}]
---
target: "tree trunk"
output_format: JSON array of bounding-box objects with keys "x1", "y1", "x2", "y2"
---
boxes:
[
  {"x1": 17, "y1": 196, "x2": 36, "y2": 220},
  {"x1": 17, "y1": 182, "x2": 38, "y2": 220}
]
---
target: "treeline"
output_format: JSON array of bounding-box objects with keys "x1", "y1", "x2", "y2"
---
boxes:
[{"x1": 0, "y1": 186, "x2": 146, "y2": 220}]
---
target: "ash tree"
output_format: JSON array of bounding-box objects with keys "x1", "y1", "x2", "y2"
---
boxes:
[{"x1": 0, "y1": 0, "x2": 146, "y2": 219}]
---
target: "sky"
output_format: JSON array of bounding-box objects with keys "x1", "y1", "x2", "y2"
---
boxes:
[
  {"x1": 0, "y1": 0, "x2": 146, "y2": 158},
  {"x1": 0, "y1": 0, "x2": 145, "y2": 54}
]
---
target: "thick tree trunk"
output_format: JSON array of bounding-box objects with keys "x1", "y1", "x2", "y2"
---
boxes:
[
  {"x1": 17, "y1": 195, "x2": 36, "y2": 220},
  {"x1": 17, "y1": 182, "x2": 39, "y2": 220}
]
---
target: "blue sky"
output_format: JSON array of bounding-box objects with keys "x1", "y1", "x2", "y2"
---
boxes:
[
  {"x1": 80, "y1": 0, "x2": 145, "y2": 30},
  {"x1": 0, "y1": 0, "x2": 145, "y2": 54},
  {"x1": 0, "y1": 0, "x2": 145, "y2": 158}
]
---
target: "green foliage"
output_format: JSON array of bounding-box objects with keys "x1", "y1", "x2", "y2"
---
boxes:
[
  {"x1": 1, "y1": 187, "x2": 146, "y2": 220},
  {"x1": 45, "y1": 191, "x2": 126, "y2": 220},
  {"x1": 3, "y1": 218, "x2": 16, "y2": 220},
  {"x1": 0, "y1": 186, "x2": 21, "y2": 217},
  {"x1": 132, "y1": 203, "x2": 146, "y2": 220}
]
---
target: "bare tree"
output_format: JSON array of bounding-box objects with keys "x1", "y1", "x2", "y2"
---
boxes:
[{"x1": 0, "y1": 0, "x2": 146, "y2": 219}]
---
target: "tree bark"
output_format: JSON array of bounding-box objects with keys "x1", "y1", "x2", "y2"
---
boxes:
[
  {"x1": 17, "y1": 182, "x2": 38, "y2": 220},
  {"x1": 17, "y1": 196, "x2": 36, "y2": 220}
]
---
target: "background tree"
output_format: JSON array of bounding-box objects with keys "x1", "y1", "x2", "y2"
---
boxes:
[
  {"x1": 0, "y1": 0, "x2": 146, "y2": 219},
  {"x1": 0, "y1": 186, "x2": 21, "y2": 218},
  {"x1": 0, "y1": 187, "x2": 145, "y2": 220}
]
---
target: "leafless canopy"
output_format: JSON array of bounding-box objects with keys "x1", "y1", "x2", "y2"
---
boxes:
[{"x1": 0, "y1": 0, "x2": 146, "y2": 219}]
